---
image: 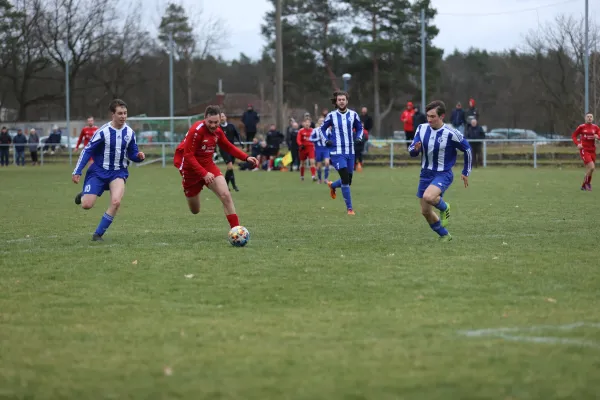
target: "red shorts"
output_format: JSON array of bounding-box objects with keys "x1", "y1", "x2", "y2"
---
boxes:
[
  {"x1": 179, "y1": 163, "x2": 222, "y2": 198},
  {"x1": 299, "y1": 146, "x2": 315, "y2": 161},
  {"x1": 580, "y1": 148, "x2": 596, "y2": 165}
]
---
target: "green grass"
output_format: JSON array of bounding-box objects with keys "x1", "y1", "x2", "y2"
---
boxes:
[{"x1": 1, "y1": 164, "x2": 599, "y2": 399}]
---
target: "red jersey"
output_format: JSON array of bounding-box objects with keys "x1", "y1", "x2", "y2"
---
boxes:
[
  {"x1": 76, "y1": 125, "x2": 98, "y2": 149},
  {"x1": 175, "y1": 120, "x2": 248, "y2": 177},
  {"x1": 297, "y1": 128, "x2": 314, "y2": 148},
  {"x1": 572, "y1": 123, "x2": 600, "y2": 150},
  {"x1": 400, "y1": 109, "x2": 415, "y2": 132}
]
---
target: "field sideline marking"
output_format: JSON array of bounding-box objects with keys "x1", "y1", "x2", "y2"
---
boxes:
[{"x1": 458, "y1": 322, "x2": 600, "y2": 348}]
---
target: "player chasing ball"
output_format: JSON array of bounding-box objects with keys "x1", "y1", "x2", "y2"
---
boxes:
[
  {"x1": 408, "y1": 100, "x2": 472, "y2": 242},
  {"x1": 297, "y1": 117, "x2": 317, "y2": 181},
  {"x1": 72, "y1": 99, "x2": 146, "y2": 241},
  {"x1": 173, "y1": 105, "x2": 259, "y2": 230},
  {"x1": 313, "y1": 90, "x2": 364, "y2": 215},
  {"x1": 571, "y1": 113, "x2": 600, "y2": 191}
]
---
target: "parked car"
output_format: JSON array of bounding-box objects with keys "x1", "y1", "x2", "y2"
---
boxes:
[{"x1": 487, "y1": 128, "x2": 549, "y2": 145}]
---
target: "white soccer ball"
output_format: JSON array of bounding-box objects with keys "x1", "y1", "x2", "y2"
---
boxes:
[{"x1": 228, "y1": 226, "x2": 250, "y2": 247}]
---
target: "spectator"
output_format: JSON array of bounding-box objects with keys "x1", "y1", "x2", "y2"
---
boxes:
[
  {"x1": 28, "y1": 128, "x2": 40, "y2": 166},
  {"x1": 321, "y1": 108, "x2": 329, "y2": 118},
  {"x1": 465, "y1": 98, "x2": 479, "y2": 125},
  {"x1": 451, "y1": 102, "x2": 466, "y2": 134},
  {"x1": 44, "y1": 125, "x2": 62, "y2": 154},
  {"x1": 241, "y1": 104, "x2": 260, "y2": 151},
  {"x1": 412, "y1": 106, "x2": 427, "y2": 130},
  {"x1": 400, "y1": 101, "x2": 416, "y2": 149},
  {"x1": 360, "y1": 107, "x2": 373, "y2": 133},
  {"x1": 355, "y1": 129, "x2": 369, "y2": 172},
  {"x1": 13, "y1": 129, "x2": 27, "y2": 166},
  {"x1": 465, "y1": 118, "x2": 485, "y2": 168},
  {"x1": 0, "y1": 127, "x2": 11, "y2": 166}
]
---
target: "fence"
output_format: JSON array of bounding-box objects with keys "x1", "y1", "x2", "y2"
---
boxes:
[{"x1": 0, "y1": 138, "x2": 581, "y2": 168}]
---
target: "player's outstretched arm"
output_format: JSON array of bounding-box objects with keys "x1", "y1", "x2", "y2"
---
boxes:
[
  {"x1": 218, "y1": 129, "x2": 251, "y2": 163},
  {"x1": 408, "y1": 127, "x2": 422, "y2": 157},
  {"x1": 353, "y1": 113, "x2": 364, "y2": 142},
  {"x1": 572, "y1": 126, "x2": 583, "y2": 148},
  {"x1": 126, "y1": 132, "x2": 145, "y2": 162},
  {"x1": 72, "y1": 131, "x2": 103, "y2": 176},
  {"x1": 451, "y1": 130, "x2": 472, "y2": 178}
]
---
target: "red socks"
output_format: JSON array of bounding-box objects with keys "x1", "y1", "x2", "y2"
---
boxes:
[
  {"x1": 300, "y1": 166, "x2": 305, "y2": 177},
  {"x1": 310, "y1": 166, "x2": 316, "y2": 177},
  {"x1": 226, "y1": 214, "x2": 239, "y2": 228},
  {"x1": 269, "y1": 159, "x2": 274, "y2": 169}
]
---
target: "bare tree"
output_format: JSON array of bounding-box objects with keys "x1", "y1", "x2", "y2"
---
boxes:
[
  {"x1": 88, "y1": 2, "x2": 152, "y2": 107},
  {"x1": 525, "y1": 15, "x2": 600, "y2": 131},
  {"x1": 34, "y1": 0, "x2": 116, "y2": 114}
]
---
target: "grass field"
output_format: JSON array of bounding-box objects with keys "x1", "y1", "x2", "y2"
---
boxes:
[{"x1": 1, "y1": 164, "x2": 599, "y2": 399}]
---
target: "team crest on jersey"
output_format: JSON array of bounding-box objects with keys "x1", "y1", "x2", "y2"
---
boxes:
[{"x1": 438, "y1": 137, "x2": 445, "y2": 143}]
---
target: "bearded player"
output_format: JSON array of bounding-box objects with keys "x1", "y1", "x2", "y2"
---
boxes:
[
  {"x1": 572, "y1": 113, "x2": 600, "y2": 191},
  {"x1": 174, "y1": 105, "x2": 259, "y2": 229},
  {"x1": 312, "y1": 91, "x2": 364, "y2": 215}
]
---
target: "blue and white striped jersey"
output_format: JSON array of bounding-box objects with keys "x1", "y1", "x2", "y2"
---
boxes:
[
  {"x1": 313, "y1": 109, "x2": 363, "y2": 155},
  {"x1": 408, "y1": 123, "x2": 472, "y2": 176},
  {"x1": 73, "y1": 123, "x2": 142, "y2": 175},
  {"x1": 310, "y1": 126, "x2": 330, "y2": 148}
]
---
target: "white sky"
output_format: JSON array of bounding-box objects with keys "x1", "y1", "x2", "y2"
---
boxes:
[{"x1": 160, "y1": 0, "x2": 596, "y2": 60}]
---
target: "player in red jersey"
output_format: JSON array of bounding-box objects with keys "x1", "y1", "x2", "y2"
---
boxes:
[
  {"x1": 572, "y1": 113, "x2": 600, "y2": 191},
  {"x1": 173, "y1": 105, "x2": 259, "y2": 229},
  {"x1": 75, "y1": 116, "x2": 98, "y2": 151},
  {"x1": 297, "y1": 117, "x2": 316, "y2": 181}
]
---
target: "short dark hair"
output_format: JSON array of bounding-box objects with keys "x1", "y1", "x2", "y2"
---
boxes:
[
  {"x1": 425, "y1": 100, "x2": 446, "y2": 117},
  {"x1": 205, "y1": 105, "x2": 221, "y2": 117},
  {"x1": 87, "y1": 115, "x2": 94, "y2": 119},
  {"x1": 331, "y1": 90, "x2": 349, "y2": 105},
  {"x1": 109, "y1": 99, "x2": 127, "y2": 113}
]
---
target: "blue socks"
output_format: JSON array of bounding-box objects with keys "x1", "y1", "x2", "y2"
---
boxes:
[
  {"x1": 95, "y1": 213, "x2": 114, "y2": 236},
  {"x1": 324, "y1": 166, "x2": 330, "y2": 180},
  {"x1": 435, "y1": 198, "x2": 448, "y2": 211},
  {"x1": 331, "y1": 179, "x2": 342, "y2": 189},
  {"x1": 430, "y1": 221, "x2": 448, "y2": 237},
  {"x1": 341, "y1": 184, "x2": 352, "y2": 210},
  {"x1": 317, "y1": 168, "x2": 322, "y2": 180}
]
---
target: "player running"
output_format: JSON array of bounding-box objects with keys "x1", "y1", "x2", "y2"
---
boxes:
[
  {"x1": 72, "y1": 100, "x2": 145, "y2": 241},
  {"x1": 572, "y1": 113, "x2": 600, "y2": 191},
  {"x1": 408, "y1": 100, "x2": 472, "y2": 242},
  {"x1": 75, "y1": 116, "x2": 98, "y2": 151},
  {"x1": 297, "y1": 117, "x2": 317, "y2": 181},
  {"x1": 174, "y1": 105, "x2": 258, "y2": 229},
  {"x1": 219, "y1": 112, "x2": 243, "y2": 192},
  {"x1": 311, "y1": 116, "x2": 330, "y2": 184},
  {"x1": 313, "y1": 90, "x2": 364, "y2": 215}
]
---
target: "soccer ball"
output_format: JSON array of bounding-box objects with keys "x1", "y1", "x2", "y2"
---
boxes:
[{"x1": 228, "y1": 226, "x2": 250, "y2": 247}]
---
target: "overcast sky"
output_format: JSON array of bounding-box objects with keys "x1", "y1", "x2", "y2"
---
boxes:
[{"x1": 166, "y1": 0, "x2": 595, "y2": 60}]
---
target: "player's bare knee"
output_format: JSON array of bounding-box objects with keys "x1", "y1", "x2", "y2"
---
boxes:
[
  {"x1": 219, "y1": 190, "x2": 232, "y2": 204},
  {"x1": 423, "y1": 192, "x2": 437, "y2": 204},
  {"x1": 111, "y1": 198, "x2": 121, "y2": 210},
  {"x1": 81, "y1": 201, "x2": 94, "y2": 210}
]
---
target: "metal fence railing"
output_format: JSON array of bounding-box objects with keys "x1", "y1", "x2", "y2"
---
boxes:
[{"x1": 0, "y1": 138, "x2": 581, "y2": 169}]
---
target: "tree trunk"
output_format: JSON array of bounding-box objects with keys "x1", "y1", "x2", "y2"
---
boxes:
[
  {"x1": 372, "y1": 14, "x2": 381, "y2": 136},
  {"x1": 186, "y1": 58, "x2": 192, "y2": 107}
]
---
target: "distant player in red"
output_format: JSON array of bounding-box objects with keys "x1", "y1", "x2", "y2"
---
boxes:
[
  {"x1": 297, "y1": 117, "x2": 316, "y2": 181},
  {"x1": 76, "y1": 116, "x2": 98, "y2": 151},
  {"x1": 572, "y1": 113, "x2": 600, "y2": 191},
  {"x1": 173, "y1": 105, "x2": 259, "y2": 229}
]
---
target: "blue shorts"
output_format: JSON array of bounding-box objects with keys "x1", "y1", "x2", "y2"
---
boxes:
[
  {"x1": 315, "y1": 147, "x2": 330, "y2": 162},
  {"x1": 83, "y1": 166, "x2": 128, "y2": 197},
  {"x1": 330, "y1": 154, "x2": 355, "y2": 173},
  {"x1": 417, "y1": 170, "x2": 453, "y2": 198}
]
